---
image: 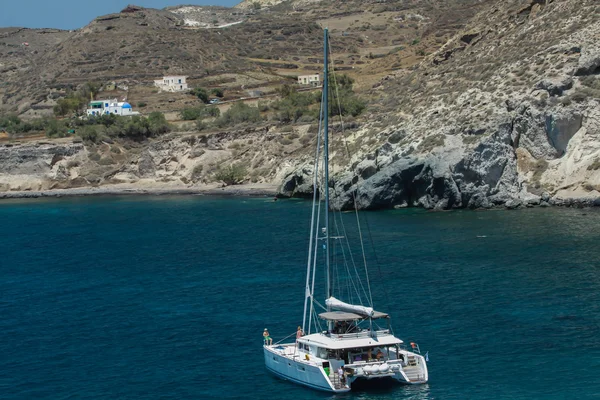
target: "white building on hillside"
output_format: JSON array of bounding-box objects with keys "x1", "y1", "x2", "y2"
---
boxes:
[
  {"x1": 86, "y1": 99, "x2": 139, "y2": 117},
  {"x1": 154, "y1": 76, "x2": 189, "y2": 92},
  {"x1": 298, "y1": 74, "x2": 320, "y2": 86}
]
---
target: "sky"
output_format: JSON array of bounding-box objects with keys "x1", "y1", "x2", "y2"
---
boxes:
[{"x1": 0, "y1": 0, "x2": 240, "y2": 30}]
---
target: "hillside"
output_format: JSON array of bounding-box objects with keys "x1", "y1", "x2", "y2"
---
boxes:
[
  {"x1": 0, "y1": 0, "x2": 490, "y2": 116},
  {"x1": 1, "y1": 0, "x2": 599, "y2": 209}
]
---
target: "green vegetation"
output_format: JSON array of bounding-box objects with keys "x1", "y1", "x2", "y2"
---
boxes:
[
  {"x1": 190, "y1": 87, "x2": 209, "y2": 103},
  {"x1": 191, "y1": 164, "x2": 204, "y2": 181},
  {"x1": 210, "y1": 88, "x2": 224, "y2": 98},
  {"x1": 328, "y1": 74, "x2": 366, "y2": 118},
  {"x1": 271, "y1": 86, "x2": 320, "y2": 123},
  {"x1": 71, "y1": 112, "x2": 171, "y2": 143},
  {"x1": 53, "y1": 82, "x2": 100, "y2": 117},
  {"x1": 214, "y1": 163, "x2": 247, "y2": 185},
  {"x1": 0, "y1": 111, "x2": 171, "y2": 142},
  {"x1": 215, "y1": 102, "x2": 262, "y2": 127},
  {"x1": 266, "y1": 75, "x2": 365, "y2": 124},
  {"x1": 180, "y1": 105, "x2": 220, "y2": 121},
  {"x1": 0, "y1": 114, "x2": 70, "y2": 138}
]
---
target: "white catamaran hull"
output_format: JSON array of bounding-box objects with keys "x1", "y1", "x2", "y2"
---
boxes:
[
  {"x1": 264, "y1": 344, "x2": 428, "y2": 393},
  {"x1": 264, "y1": 345, "x2": 348, "y2": 393}
]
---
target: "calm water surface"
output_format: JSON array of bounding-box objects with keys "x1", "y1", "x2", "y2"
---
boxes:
[{"x1": 0, "y1": 196, "x2": 599, "y2": 399}]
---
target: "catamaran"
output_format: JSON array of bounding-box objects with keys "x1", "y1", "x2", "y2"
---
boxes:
[{"x1": 263, "y1": 28, "x2": 429, "y2": 393}]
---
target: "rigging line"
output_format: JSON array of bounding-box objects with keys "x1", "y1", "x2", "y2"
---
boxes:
[
  {"x1": 312, "y1": 297, "x2": 328, "y2": 312},
  {"x1": 328, "y1": 34, "x2": 374, "y2": 308},
  {"x1": 326, "y1": 44, "x2": 370, "y2": 305},
  {"x1": 327, "y1": 36, "x2": 347, "y2": 137},
  {"x1": 332, "y1": 219, "x2": 361, "y2": 306},
  {"x1": 311, "y1": 307, "x2": 324, "y2": 333},
  {"x1": 274, "y1": 330, "x2": 300, "y2": 345},
  {"x1": 309, "y1": 164, "x2": 323, "y2": 335},
  {"x1": 323, "y1": 28, "x2": 331, "y2": 309},
  {"x1": 363, "y1": 212, "x2": 392, "y2": 308},
  {"x1": 330, "y1": 191, "x2": 367, "y2": 305},
  {"x1": 303, "y1": 88, "x2": 326, "y2": 334},
  {"x1": 330, "y1": 182, "x2": 370, "y2": 304}
]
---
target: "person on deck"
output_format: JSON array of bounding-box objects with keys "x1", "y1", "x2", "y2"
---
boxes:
[
  {"x1": 338, "y1": 366, "x2": 346, "y2": 384},
  {"x1": 263, "y1": 328, "x2": 272, "y2": 345},
  {"x1": 296, "y1": 326, "x2": 304, "y2": 339}
]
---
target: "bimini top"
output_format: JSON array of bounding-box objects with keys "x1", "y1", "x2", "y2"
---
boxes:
[{"x1": 319, "y1": 310, "x2": 389, "y2": 321}]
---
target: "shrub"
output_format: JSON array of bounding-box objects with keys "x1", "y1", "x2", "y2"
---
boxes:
[
  {"x1": 258, "y1": 101, "x2": 270, "y2": 112},
  {"x1": 203, "y1": 106, "x2": 220, "y2": 118},
  {"x1": 45, "y1": 119, "x2": 69, "y2": 138},
  {"x1": 181, "y1": 106, "x2": 220, "y2": 121},
  {"x1": 191, "y1": 164, "x2": 203, "y2": 181},
  {"x1": 181, "y1": 107, "x2": 204, "y2": 121},
  {"x1": 216, "y1": 102, "x2": 262, "y2": 127},
  {"x1": 190, "y1": 87, "x2": 209, "y2": 103},
  {"x1": 78, "y1": 125, "x2": 103, "y2": 143},
  {"x1": 147, "y1": 112, "x2": 170, "y2": 136},
  {"x1": 211, "y1": 88, "x2": 224, "y2": 98},
  {"x1": 215, "y1": 163, "x2": 247, "y2": 185}
]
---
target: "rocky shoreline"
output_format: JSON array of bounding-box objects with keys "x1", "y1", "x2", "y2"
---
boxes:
[
  {"x1": 0, "y1": 183, "x2": 278, "y2": 200},
  {"x1": 2, "y1": 177, "x2": 600, "y2": 211}
]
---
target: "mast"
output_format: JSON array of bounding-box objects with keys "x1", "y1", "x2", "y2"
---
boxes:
[{"x1": 323, "y1": 28, "x2": 331, "y2": 310}]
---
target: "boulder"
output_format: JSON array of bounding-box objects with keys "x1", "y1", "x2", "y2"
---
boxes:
[
  {"x1": 277, "y1": 164, "x2": 315, "y2": 198},
  {"x1": 575, "y1": 44, "x2": 600, "y2": 76},
  {"x1": 504, "y1": 199, "x2": 522, "y2": 209},
  {"x1": 535, "y1": 76, "x2": 573, "y2": 96}
]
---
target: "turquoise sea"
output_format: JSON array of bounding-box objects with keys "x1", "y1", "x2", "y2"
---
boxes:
[{"x1": 0, "y1": 196, "x2": 599, "y2": 399}]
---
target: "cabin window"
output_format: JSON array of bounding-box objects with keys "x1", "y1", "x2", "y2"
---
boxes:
[{"x1": 317, "y1": 347, "x2": 327, "y2": 359}]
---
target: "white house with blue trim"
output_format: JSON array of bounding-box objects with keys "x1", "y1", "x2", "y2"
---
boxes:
[
  {"x1": 154, "y1": 75, "x2": 188, "y2": 92},
  {"x1": 86, "y1": 99, "x2": 138, "y2": 116}
]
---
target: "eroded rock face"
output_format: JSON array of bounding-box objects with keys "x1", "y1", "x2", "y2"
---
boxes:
[
  {"x1": 278, "y1": 164, "x2": 315, "y2": 198},
  {"x1": 277, "y1": 96, "x2": 597, "y2": 211},
  {"x1": 0, "y1": 143, "x2": 83, "y2": 175},
  {"x1": 454, "y1": 123, "x2": 519, "y2": 207}
]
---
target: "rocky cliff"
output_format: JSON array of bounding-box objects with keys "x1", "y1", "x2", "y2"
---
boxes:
[{"x1": 278, "y1": 0, "x2": 600, "y2": 210}]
